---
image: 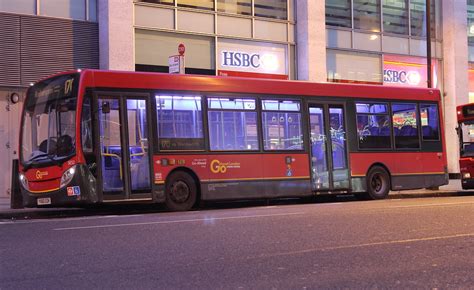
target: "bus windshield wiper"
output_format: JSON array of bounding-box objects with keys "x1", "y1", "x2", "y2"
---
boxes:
[{"x1": 24, "y1": 153, "x2": 58, "y2": 170}]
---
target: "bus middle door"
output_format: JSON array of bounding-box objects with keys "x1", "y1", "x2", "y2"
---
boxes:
[{"x1": 308, "y1": 104, "x2": 350, "y2": 191}]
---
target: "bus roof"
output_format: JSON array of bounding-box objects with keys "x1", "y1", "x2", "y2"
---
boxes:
[{"x1": 49, "y1": 69, "x2": 442, "y2": 102}]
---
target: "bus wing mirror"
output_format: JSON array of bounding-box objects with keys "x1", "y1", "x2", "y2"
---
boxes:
[{"x1": 101, "y1": 101, "x2": 110, "y2": 114}]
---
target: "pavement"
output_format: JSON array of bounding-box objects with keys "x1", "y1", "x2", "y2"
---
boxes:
[{"x1": 0, "y1": 179, "x2": 469, "y2": 219}]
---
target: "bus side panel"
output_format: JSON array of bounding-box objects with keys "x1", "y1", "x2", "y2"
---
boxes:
[
  {"x1": 153, "y1": 153, "x2": 311, "y2": 201},
  {"x1": 350, "y1": 152, "x2": 447, "y2": 191},
  {"x1": 262, "y1": 154, "x2": 311, "y2": 198}
]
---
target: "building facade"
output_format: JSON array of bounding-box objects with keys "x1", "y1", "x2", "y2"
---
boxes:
[{"x1": 0, "y1": 0, "x2": 470, "y2": 197}]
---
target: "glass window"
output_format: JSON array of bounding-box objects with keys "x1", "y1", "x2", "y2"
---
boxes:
[
  {"x1": 327, "y1": 50, "x2": 383, "y2": 84},
  {"x1": 420, "y1": 103, "x2": 439, "y2": 141},
  {"x1": 392, "y1": 103, "x2": 419, "y2": 148},
  {"x1": 353, "y1": 0, "x2": 380, "y2": 32},
  {"x1": 0, "y1": 0, "x2": 36, "y2": 14},
  {"x1": 326, "y1": 0, "x2": 351, "y2": 28},
  {"x1": 178, "y1": 0, "x2": 214, "y2": 10},
  {"x1": 208, "y1": 98, "x2": 258, "y2": 151},
  {"x1": 156, "y1": 95, "x2": 204, "y2": 150},
  {"x1": 262, "y1": 100, "x2": 302, "y2": 150},
  {"x1": 383, "y1": 0, "x2": 408, "y2": 34},
  {"x1": 217, "y1": 0, "x2": 251, "y2": 16},
  {"x1": 410, "y1": 0, "x2": 435, "y2": 37},
  {"x1": 88, "y1": 0, "x2": 97, "y2": 21},
  {"x1": 40, "y1": 0, "x2": 86, "y2": 20},
  {"x1": 254, "y1": 0, "x2": 287, "y2": 20},
  {"x1": 356, "y1": 103, "x2": 391, "y2": 149},
  {"x1": 139, "y1": 0, "x2": 174, "y2": 5},
  {"x1": 468, "y1": 0, "x2": 474, "y2": 45}
]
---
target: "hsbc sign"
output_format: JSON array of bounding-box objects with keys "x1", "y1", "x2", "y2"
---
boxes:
[
  {"x1": 222, "y1": 51, "x2": 260, "y2": 68},
  {"x1": 217, "y1": 39, "x2": 287, "y2": 77},
  {"x1": 383, "y1": 69, "x2": 421, "y2": 86}
]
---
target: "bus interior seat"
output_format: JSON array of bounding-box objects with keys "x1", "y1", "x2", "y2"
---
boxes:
[{"x1": 380, "y1": 126, "x2": 390, "y2": 136}]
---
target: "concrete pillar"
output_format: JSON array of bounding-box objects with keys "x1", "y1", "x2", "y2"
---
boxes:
[
  {"x1": 296, "y1": 0, "x2": 326, "y2": 82},
  {"x1": 98, "y1": 0, "x2": 135, "y2": 71},
  {"x1": 442, "y1": 0, "x2": 469, "y2": 174}
]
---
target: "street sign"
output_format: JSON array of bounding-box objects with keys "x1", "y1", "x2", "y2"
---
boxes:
[{"x1": 169, "y1": 55, "x2": 185, "y2": 74}]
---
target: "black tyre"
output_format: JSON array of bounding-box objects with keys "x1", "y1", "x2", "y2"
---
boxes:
[
  {"x1": 366, "y1": 166, "x2": 390, "y2": 200},
  {"x1": 165, "y1": 171, "x2": 197, "y2": 211}
]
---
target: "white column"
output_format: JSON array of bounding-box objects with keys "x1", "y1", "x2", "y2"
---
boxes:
[
  {"x1": 442, "y1": 0, "x2": 469, "y2": 174},
  {"x1": 296, "y1": 0, "x2": 326, "y2": 82},
  {"x1": 98, "y1": 0, "x2": 135, "y2": 71}
]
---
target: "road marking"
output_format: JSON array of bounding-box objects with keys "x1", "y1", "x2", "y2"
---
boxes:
[
  {"x1": 53, "y1": 212, "x2": 305, "y2": 231},
  {"x1": 386, "y1": 201, "x2": 474, "y2": 209},
  {"x1": 261, "y1": 232, "x2": 474, "y2": 258}
]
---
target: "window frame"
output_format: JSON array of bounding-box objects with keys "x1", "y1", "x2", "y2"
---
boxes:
[
  {"x1": 206, "y1": 96, "x2": 260, "y2": 152},
  {"x1": 419, "y1": 102, "x2": 441, "y2": 142},
  {"x1": 355, "y1": 102, "x2": 393, "y2": 150},
  {"x1": 261, "y1": 98, "x2": 304, "y2": 152}
]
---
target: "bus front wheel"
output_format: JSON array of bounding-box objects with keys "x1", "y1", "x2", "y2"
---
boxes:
[
  {"x1": 366, "y1": 166, "x2": 390, "y2": 200},
  {"x1": 165, "y1": 171, "x2": 197, "y2": 211}
]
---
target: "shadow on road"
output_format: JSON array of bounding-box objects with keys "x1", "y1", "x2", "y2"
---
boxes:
[{"x1": 3, "y1": 190, "x2": 473, "y2": 221}]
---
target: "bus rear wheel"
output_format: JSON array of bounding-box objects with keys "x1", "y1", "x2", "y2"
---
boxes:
[
  {"x1": 165, "y1": 171, "x2": 197, "y2": 211},
  {"x1": 366, "y1": 166, "x2": 390, "y2": 200}
]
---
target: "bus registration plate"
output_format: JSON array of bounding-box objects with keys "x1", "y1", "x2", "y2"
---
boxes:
[{"x1": 37, "y1": 197, "x2": 51, "y2": 206}]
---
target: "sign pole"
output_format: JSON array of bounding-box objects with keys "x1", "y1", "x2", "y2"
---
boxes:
[{"x1": 426, "y1": 0, "x2": 432, "y2": 88}]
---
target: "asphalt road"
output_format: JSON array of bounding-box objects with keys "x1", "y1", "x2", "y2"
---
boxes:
[{"x1": 1, "y1": 196, "x2": 474, "y2": 289}]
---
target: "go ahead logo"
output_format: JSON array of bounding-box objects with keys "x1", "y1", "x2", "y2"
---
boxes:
[{"x1": 383, "y1": 69, "x2": 421, "y2": 86}]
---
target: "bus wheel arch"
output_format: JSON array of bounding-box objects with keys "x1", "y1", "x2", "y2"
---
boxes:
[
  {"x1": 165, "y1": 167, "x2": 200, "y2": 211},
  {"x1": 365, "y1": 163, "x2": 391, "y2": 200}
]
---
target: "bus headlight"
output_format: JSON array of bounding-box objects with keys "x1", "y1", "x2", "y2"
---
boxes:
[
  {"x1": 19, "y1": 173, "x2": 28, "y2": 190},
  {"x1": 463, "y1": 172, "x2": 471, "y2": 179},
  {"x1": 60, "y1": 166, "x2": 76, "y2": 188}
]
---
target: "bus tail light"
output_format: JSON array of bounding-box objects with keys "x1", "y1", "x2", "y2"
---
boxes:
[
  {"x1": 19, "y1": 173, "x2": 29, "y2": 190},
  {"x1": 60, "y1": 166, "x2": 77, "y2": 188}
]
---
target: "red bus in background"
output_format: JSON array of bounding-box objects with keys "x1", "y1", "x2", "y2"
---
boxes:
[
  {"x1": 18, "y1": 70, "x2": 448, "y2": 210},
  {"x1": 456, "y1": 103, "x2": 474, "y2": 189}
]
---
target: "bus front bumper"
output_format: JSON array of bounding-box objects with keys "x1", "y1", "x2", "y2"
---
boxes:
[{"x1": 21, "y1": 165, "x2": 99, "y2": 208}]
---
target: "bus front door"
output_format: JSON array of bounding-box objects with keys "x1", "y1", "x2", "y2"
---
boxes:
[
  {"x1": 308, "y1": 104, "x2": 350, "y2": 191},
  {"x1": 96, "y1": 95, "x2": 152, "y2": 201}
]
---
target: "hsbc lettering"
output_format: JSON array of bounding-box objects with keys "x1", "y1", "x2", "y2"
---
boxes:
[
  {"x1": 383, "y1": 69, "x2": 421, "y2": 86},
  {"x1": 222, "y1": 51, "x2": 260, "y2": 68}
]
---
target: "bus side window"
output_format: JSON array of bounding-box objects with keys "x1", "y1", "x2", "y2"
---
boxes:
[{"x1": 420, "y1": 104, "x2": 440, "y2": 141}]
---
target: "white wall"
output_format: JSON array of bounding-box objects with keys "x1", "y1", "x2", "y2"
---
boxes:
[{"x1": 296, "y1": 0, "x2": 326, "y2": 82}]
